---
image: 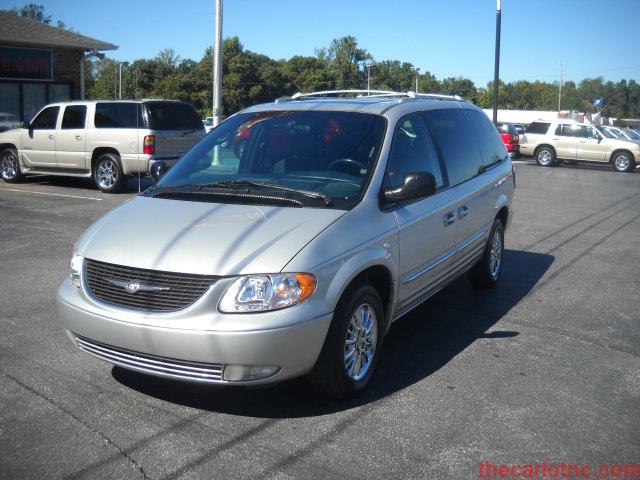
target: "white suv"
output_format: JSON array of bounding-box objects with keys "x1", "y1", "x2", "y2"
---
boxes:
[{"x1": 0, "y1": 100, "x2": 205, "y2": 192}]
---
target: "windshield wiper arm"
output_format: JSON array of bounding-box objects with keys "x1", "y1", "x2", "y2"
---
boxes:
[{"x1": 200, "y1": 180, "x2": 333, "y2": 206}]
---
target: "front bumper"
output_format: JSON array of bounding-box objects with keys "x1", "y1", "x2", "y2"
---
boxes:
[{"x1": 56, "y1": 278, "x2": 332, "y2": 385}]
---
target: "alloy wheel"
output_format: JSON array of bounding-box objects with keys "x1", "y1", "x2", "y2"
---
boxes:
[
  {"x1": 97, "y1": 159, "x2": 118, "y2": 190},
  {"x1": 1, "y1": 150, "x2": 18, "y2": 180},
  {"x1": 344, "y1": 303, "x2": 377, "y2": 381},
  {"x1": 537, "y1": 149, "x2": 552, "y2": 166},
  {"x1": 615, "y1": 155, "x2": 630, "y2": 172},
  {"x1": 489, "y1": 230, "x2": 502, "y2": 279}
]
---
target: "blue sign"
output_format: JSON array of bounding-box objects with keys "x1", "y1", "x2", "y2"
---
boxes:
[
  {"x1": 593, "y1": 98, "x2": 603, "y2": 107},
  {"x1": 0, "y1": 46, "x2": 53, "y2": 81}
]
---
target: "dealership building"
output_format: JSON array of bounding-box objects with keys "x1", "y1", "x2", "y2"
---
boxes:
[{"x1": 0, "y1": 11, "x2": 117, "y2": 127}]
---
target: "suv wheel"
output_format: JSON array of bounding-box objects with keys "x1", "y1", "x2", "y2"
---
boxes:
[
  {"x1": 535, "y1": 147, "x2": 556, "y2": 167},
  {"x1": 308, "y1": 283, "x2": 383, "y2": 399},
  {"x1": 94, "y1": 153, "x2": 125, "y2": 193},
  {"x1": 1, "y1": 148, "x2": 25, "y2": 183},
  {"x1": 469, "y1": 218, "x2": 504, "y2": 289},
  {"x1": 612, "y1": 152, "x2": 635, "y2": 173}
]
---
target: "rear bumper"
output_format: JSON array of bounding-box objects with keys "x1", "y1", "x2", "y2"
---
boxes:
[{"x1": 57, "y1": 279, "x2": 332, "y2": 385}]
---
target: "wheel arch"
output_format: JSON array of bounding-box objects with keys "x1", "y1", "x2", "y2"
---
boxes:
[
  {"x1": 534, "y1": 144, "x2": 556, "y2": 157},
  {"x1": 609, "y1": 148, "x2": 635, "y2": 165},
  {"x1": 91, "y1": 147, "x2": 121, "y2": 172}
]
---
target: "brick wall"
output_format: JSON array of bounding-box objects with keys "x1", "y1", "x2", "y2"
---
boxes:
[{"x1": 52, "y1": 47, "x2": 83, "y2": 99}]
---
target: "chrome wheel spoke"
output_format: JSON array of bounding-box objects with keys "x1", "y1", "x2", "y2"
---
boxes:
[{"x1": 344, "y1": 302, "x2": 378, "y2": 382}]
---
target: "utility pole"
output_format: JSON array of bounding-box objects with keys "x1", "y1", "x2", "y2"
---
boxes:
[
  {"x1": 365, "y1": 60, "x2": 373, "y2": 92},
  {"x1": 118, "y1": 62, "x2": 122, "y2": 99},
  {"x1": 212, "y1": 0, "x2": 223, "y2": 126},
  {"x1": 492, "y1": 0, "x2": 501, "y2": 124},
  {"x1": 415, "y1": 67, "x2": 420, "y2": 93},
  {"x1": 557, "y1": 61, "x2": 566, "y2": 116}
]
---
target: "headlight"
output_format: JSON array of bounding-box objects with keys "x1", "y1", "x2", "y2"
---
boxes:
[
  {"x1": 218, "y1": 273, "x2": 316, "y2": 313},
  {"x1": 70, "y1": 250, "x2": 84, "y2": 288}
]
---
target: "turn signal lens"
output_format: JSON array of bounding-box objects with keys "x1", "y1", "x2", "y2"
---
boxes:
[
  {"x1": 70, "y1": 250, "x2": 84, "y2": 288},
  {"x1": 143, "y1": 135, "x2": 155, "y2": 155},
  {"x1": 219, "y1": 273, "x2": 317, "y2": 313}
]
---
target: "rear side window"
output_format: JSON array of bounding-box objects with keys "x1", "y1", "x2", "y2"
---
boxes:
[
  {"x1": 143, "y1": 102, "x2": 203, "y2": 131},
  {"x1": 61, "y1": 105, "x2": 86, "y2": 129},
  {"x1": 463, "y1": 109, "x2": 507, "y2": 168},
  {"x1": 95, "y1": 103, "x2": 140, "y2": 128},
  {"x1": 31, "y1": 106, "x2": 59, "y2": 130},
  {"x1": 387, "y1": 113, "x2": 444, "y2": 189},
  {"x1": 423, "y1": 108, "x2": 483, "y2": 187},
  {"x1": 526, "y1": 122, "x2": 551, "y2": 134}
]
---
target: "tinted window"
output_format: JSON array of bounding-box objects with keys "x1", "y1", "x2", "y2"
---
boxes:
[
  {"x1": 386, "y1": 113, "x2": 444, "y2": 189},
  {"x1": 61, "y1": 105, "x2": 86, "y2": 129},
  {"x1": 464, "y1": 109, "x2": 507, "y2": 168},
  {"x1": 31, "y1": 106, "x2": 59, "y2": 129},
  {"x1": 144, "y1": 101, "x2": 203, "y2": 131},
  {"x1": 526, "y1": 122, "x2": 551, "y2": 134},
  {"x1": 95, "y1": 103, "x2": 139, "y2": 128},
  {"x1": 423, "y1": 109, "x2": 483, "y2": 187}
]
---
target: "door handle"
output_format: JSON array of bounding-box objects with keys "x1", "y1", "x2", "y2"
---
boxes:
[
  {"x1": 552, "y1": 137, "x2": 559, "y2": 140},
  {"x1": 48, "y1": 134, "x2": 55, "y2": 140},
  {"x1": 75, "y1": 135, "x2": 83, "y2": 140},
  {"x1": 457, "y1": 204, "x2": 469, "y2": 219},
  {"x1": 579, "y1": 140, "x2": 586, "y2": 143},
  {"x1": 443, "y1": 212, "x2": 456, "y2": 226}
]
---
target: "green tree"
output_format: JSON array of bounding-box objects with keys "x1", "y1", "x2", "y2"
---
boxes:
[
  {"x1": 9, "y1": 3, "x2": 51, "y2": 23},
  {"x1": 317, "y1": 36, "x2": 370, "y2": 89}
]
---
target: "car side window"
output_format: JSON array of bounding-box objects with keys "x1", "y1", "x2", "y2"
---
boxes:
[
  {"x1": 31, "y1": 106, "x2": 59, "y2": 130},
  {"x1": 585, "y1": 127, "x2": 599, "y2": 140},
  {"x1": 61, "y1": 105, "x2": 87, "y2": 130},
  {"x1": 463, "y1": 109, "x2": 507, "y2": 169},
  {"x1": 386, "y1": 113, "x2": 444, "y2": 190},
  {"x1": 423, "y1": 108, "x2": 483, "y2": 187},
  {"x1": 95, "y1": 103, "x2": 139, "y2": 128}
]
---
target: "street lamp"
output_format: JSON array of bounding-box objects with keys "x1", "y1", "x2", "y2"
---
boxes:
[
  {"x1": 415, "y1": 67, "x2": 420, "y2": 93},
  {"x1": 557, "y1": 61, "x2": 566, "y2": 116},
  {"x1": 212, "y1": 0, "x2": 224, "y2": 127},
  {"x1": 492, "y1": 0, "x2": 501, "y2": 123},
  {"x1": 365, "y1": 59, "x2": 373, "y2": 92}
]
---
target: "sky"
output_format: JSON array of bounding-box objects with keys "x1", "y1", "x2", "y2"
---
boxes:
[{"x1": 3, "y1": 0, "x2": 640, "y2": 86}]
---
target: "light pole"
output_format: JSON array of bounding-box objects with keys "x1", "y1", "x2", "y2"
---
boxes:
[
  {"x1": 415, "y1": 67, "x2": 420, "y2": 93},
  {"x1": 557, "y1": 61, "x2": 566, "y2": 116},
  {"x1": 364, "y1": 60, "x2": 373, "y2": 92},
  {"x1": 492, "y1": 0, "x2": 501, "y2": 124},
  {"x1": 212, "y1": 0, "x2": 224, "y2": 127},
  {"x1": 118, "y1": 62, "x2": 122, "y2": 99}
]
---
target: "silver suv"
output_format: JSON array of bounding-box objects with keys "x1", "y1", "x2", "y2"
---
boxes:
[
  {"x1": 0, "y1": 100, "x2": 205, "y2": 192},
  {"x1": 56, "y1": 90, "x2": 515, "y2": 399}
]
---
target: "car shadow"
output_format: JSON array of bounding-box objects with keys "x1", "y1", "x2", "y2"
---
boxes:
[
  {"x1": 112, "y1": 249, "x2": 554, "y2": 417},
  {"x1": 20, "y1": 174, "x2": 153, "y2": 193}
]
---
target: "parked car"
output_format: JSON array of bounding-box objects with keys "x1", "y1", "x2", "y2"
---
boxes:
[
  {"x1": 202, "y1": 118, "x2": 214, "y2": 133},
  {"x1": 57, "y1": 90, "x2": 515, "y2": 399},
  {"x1": 601, "y1": 126, "x2": 640, "y2": 143},
  {"x1": 0, "y1": 100, "x2": 205, "y2": 192},
  {"x1": 495, "y1": 122, "x2": 520, "y2": 158},
  {"x1": 519, "y1": 119, "x2": 639, "y2": 172}
]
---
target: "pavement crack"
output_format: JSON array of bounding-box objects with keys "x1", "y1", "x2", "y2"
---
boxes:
[{"x1": 1, "y1": 370, "x2": 151, "y2": 480}]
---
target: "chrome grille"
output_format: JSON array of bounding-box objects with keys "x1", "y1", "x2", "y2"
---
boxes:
[
  {"x1": 75, "y1": 335, "x2": 224, "y2": 382},
  {"x1": 84, "y1": 258, "x2": 218, "y2": 312}
]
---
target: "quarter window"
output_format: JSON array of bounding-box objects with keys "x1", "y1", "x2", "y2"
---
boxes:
[
  {"x1": 463, "y1": 109, "x2": 507, "y2": 168},
  {"x1": 386, "y1": 113, "x2": 444, "y2": 189},
  {"x1": 31, "y1": 106, "x2": 59, "y2": 130},
  {"x1": 526, "y1": 122, "x2": 551, "y2": 134},
  {"x1": 95, "y1": 103, "x2": 140, "y2": 128},
  {"x1": 61, "y1": 105, "x2": 87, "y2": 129},
  {"x1": 423, "y1": 108, "x2": 483, "y2": 187}
]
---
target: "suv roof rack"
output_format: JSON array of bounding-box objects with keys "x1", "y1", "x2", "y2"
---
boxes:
[{"x1": 283, "y1": 90, "x2": 465, "y2": 102}]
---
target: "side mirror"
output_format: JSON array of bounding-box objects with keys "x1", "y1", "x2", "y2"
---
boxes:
[
  {"x1": 149, "y1": 161, "x2": 168, "y2": 183},
  {"x1": 21, "y1": 121, "x2": 31, "y2": 129},
  {"x1": 382, "y1": 172, "x2": 437, "y2": 205}
]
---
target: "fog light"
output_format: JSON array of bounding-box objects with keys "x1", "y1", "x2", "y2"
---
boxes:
[{"x1": 223, "y1": 364, "x2": 280, "y2": 382}]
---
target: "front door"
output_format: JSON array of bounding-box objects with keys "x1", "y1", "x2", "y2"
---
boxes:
[
  {"x1": 389, "y1": 113, "x2": 459, "y2": 313},
  {"x1": 56, "y1": 104, "x2": 88, "y2": 170},
  {"x1": 576, "y1": 125, "x2": 607, "y2": 162},
  {"x1": 20, "y1": 106, "x2": 59, "y2": 168}
]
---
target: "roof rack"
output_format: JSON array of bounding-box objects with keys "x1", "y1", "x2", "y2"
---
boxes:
[{"x1": 285, "y1": 89, "x2": 465, "y2": 102}]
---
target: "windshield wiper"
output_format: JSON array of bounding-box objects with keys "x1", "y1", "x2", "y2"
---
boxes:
[{"x1": 199, "y1": 180, "x2": 333, "y2": 206}]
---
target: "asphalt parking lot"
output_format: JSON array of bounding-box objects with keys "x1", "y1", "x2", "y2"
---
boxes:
[{"x1": 0, "y1": 161, "x2": 638, "y2": 480}]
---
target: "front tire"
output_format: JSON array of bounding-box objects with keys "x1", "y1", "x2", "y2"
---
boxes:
[
  {"x1": 1, "y1": 148, "x2": 25, "y2": 183},
  {"x1": 612, "y1": 152, "x2": 635, "y2": 173},
  {"x1": 94, "y1": 153, "x2": 125, "y2": 193},
  {"x1": 535, "y1": 146, "x2": 557, "y2": 167},
  {"x1": 308, "y1": 284, "x2": 384, "y2": 399},
  {"x1": 469, "y1": 218, "x2": 505, "y2": 289}
]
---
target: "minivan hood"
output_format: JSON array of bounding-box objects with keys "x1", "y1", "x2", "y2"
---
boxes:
[{"x1": 77, "y1": 197, "x2": 346, "y2": 276}]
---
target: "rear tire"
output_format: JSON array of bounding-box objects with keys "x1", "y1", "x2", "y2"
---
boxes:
[
  {"x1": 1, "y1": 148, "x2": 25, "y2": 183},
  {"x1": 308, "y1": 283, "x2": 384, "y2": 400},
  {"x1": 469, "y1": 218, "x2": 504, "y2": 289},
  {"x1": 612, "y1": 152, "x2": 635, "y2": 173},
  {"x1": 94, "y1": 153, "x2": 125, "y2": 193},
  {"x1": 535, "y1": 146, "x2": 557, "y2": 167}
]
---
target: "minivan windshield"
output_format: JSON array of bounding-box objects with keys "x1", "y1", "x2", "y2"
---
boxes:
[{"x1": 157, "y1": 110, "x2": 386, "y2": 209}]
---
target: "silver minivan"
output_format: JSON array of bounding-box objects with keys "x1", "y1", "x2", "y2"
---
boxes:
[{"x1": 57, "y1": 91, "x2": 515, "y2": 399}]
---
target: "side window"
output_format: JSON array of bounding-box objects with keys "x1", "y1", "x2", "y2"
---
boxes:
[
  {"x1": 573, "y1": 126, "x2": 588, "y2": 138},
  {"x1": 95, "y1": 103, "x2": 139, "y2": 128},
  {"x1": 585, "y1": 127, "x2": 599, "y2": 140},
  {"x1": 463, "y1": 109, "x2": 507, "y2": 168},
  {"x1": 386, "y1": 113, "x2": 444, "y2": 189},
  {"x1": 31, "y1": 106, "x2": 60, "y2": 130},
  {"x1": 526, "y1": 122, "x2": 551, "y2": 134},
  {"x1": 61, "y1": 105, "x2": 87, "y2": 130},
  {"x1": 423, "y1": 108, "x2": 483, "y2": 187}
]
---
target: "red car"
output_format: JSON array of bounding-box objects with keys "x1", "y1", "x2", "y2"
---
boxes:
[{"x1": 496, "y1": 122, "x2": 520, "y2": 158}]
